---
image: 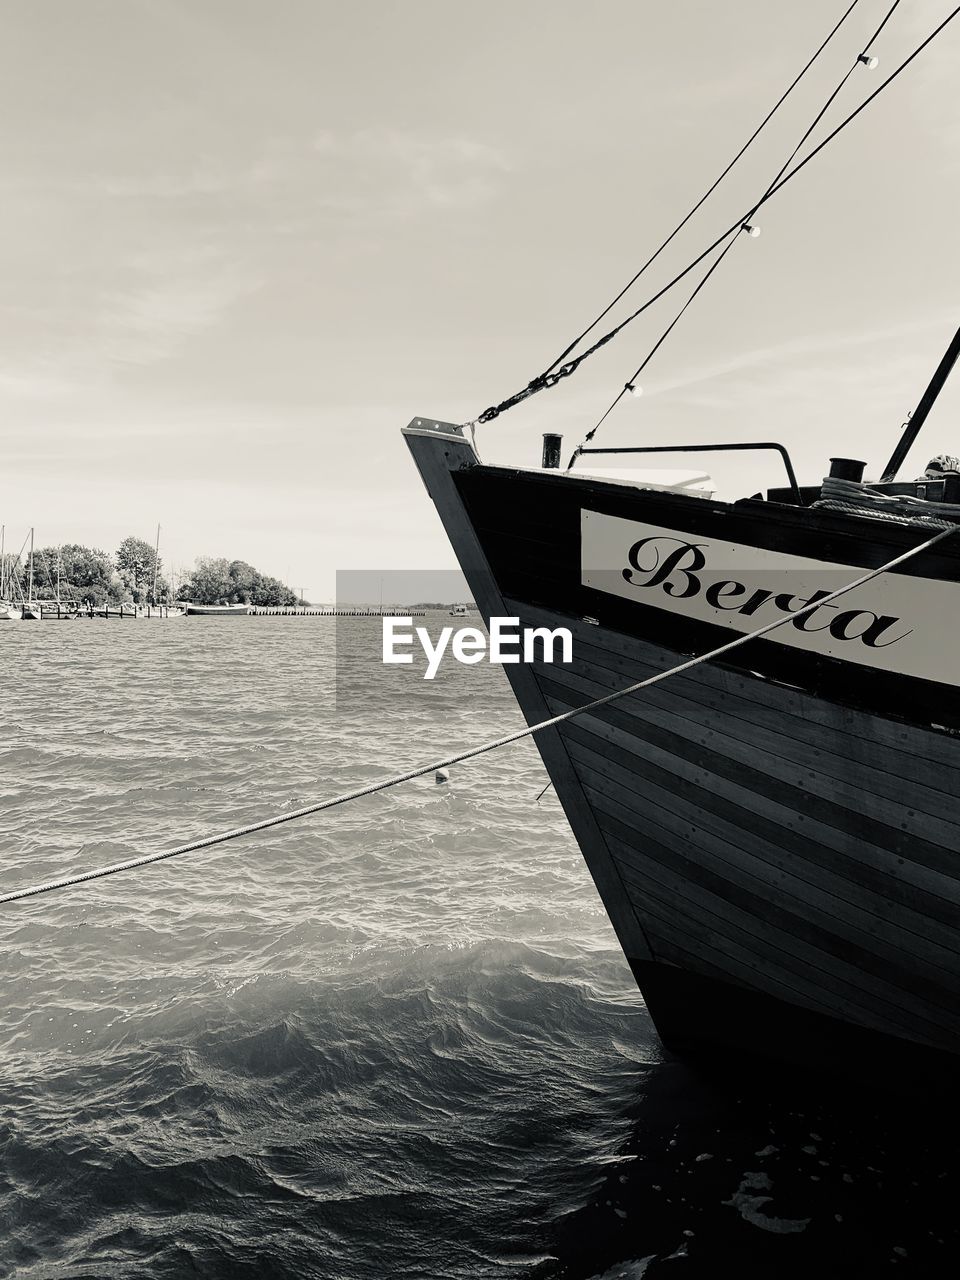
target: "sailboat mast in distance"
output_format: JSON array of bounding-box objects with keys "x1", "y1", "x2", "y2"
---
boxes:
[{"x1": 152, "y1": 523, "x2": 160, "y2": 602}]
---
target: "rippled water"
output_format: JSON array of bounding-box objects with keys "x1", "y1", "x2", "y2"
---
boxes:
[{"x1": 0, "y1": 619, "x2": 956, "y2": 1278}]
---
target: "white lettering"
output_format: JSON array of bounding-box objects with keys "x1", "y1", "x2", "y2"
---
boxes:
[
  {"x1": 452, "y1": 627, "x2": 487, "y2": 664},
  {"x1": 382, "y1": 617, "x2": 413, "y2": 664},
  {"x1": 381, "y1": 617, "x2": 577, "y2": 678},
  {"x1": 523, "y1": 626, "x2": 573, "y2": 664},
  {"x1": 417, "y1": 625, "x2": 452, "y2": 680},
  {"x1": 489, "y1": 616, "x2": 521, "y2": 663}
]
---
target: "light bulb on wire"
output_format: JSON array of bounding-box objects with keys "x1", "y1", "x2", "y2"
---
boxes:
[
  {"x1": 624, "y1": 382, "x2": 643, "y2": 397},
  {"x1": 858, "y1": 53, "x2": 879, "y2": 69},
  {"x1": 741, "y1": 222, "x2": 761, "y2": 238}
]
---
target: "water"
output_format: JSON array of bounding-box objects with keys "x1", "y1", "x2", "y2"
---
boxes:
[{"x1": 0, "y1": 619, "x2": 955, "y2": 1278}]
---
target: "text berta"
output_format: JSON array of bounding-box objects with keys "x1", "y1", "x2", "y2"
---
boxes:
[
  {"x1": 383, "y1": 617, "x2": 573, "y2": 679},
  {"x1": 622, "y1": 536, "x2": 911, "y2": 647}
]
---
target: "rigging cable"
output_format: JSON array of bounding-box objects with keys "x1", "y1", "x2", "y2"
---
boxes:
[
  {"x1": 1, "y1": 522, "x2": 955, "y2": 906},
  {"x1": 540, "y1": 0, "x2": 863, "y2": 378},
  {"x1": 473, "y1": 3, "x2": 960, "y2": 428},
  {"x1": 566, "y1": 0, "x2": 903, "y2": 468}
]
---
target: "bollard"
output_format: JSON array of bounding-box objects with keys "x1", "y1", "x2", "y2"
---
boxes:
[
  {"x1": 828, "y1": 457, "x2": 867, "y2": 482},
  {"x1": 542, "y1": 433, "x2": 562, "y2": 469}
]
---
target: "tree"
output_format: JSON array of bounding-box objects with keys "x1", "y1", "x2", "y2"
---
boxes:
[
  {"x1": 58, "y1": 544, "x2": 116, "y2": 604},
  {"x1": 33, "y1": 544, "x2": 117, "y2": 604},
  {"x1": 178, "y1": 556, "x2": 300, "y2": 606},
  {"x1": 228, "y1": 560, "x2": 258, "y2": 603},
  {"x1": 116, "y1": 535, "x2": 166, "y2": 603},
  {"x1": 178, "y1": 556, "x2": 233, "y2": 604},
  {"x1": 251, "y1": 574, "x2": 299, "y2": 607}
]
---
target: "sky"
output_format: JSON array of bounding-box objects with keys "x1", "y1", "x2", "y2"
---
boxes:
[{"x1": 1, "y1": 0, "x2": 958, "y2": 601}]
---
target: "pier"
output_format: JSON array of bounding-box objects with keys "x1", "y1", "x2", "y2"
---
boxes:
[
  {"x1": 247, "y1": 607, "x2": 426, "y2": 617},
  {"x1": 18, "y1": 602, "x2": 163, "y2": 620},
  {"x1": 13, "y1": 604, "x2": 426, "y2": 619}
]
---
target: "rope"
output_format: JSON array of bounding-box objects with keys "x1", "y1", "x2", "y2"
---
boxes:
[
  {"x1": 541, "y1": 0, "x2": 863, "y2": 378},
  {"x1": 568, "y1": 1, "x2": 903, "y2": 467},
  {"x1": 2, "y1": 524, "x2": 954, "y2": 907},
  {"x1": 475, "y1": 4, "x2": 959, "y2": 427},
  {"x1": 813, "y1": 474, "x2": 960, "y2": 527},
  {"x1": 813, "y1": 500, "x2": 957, "y2": 528}
]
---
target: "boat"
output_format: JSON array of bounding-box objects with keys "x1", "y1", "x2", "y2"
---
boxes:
[
  {"x1": 0, "y1": 525, "x2": 17, "y2": 618},
  {"x1": 29, "y1": 600, "x2": 77, "y2": 620},
  {"x1": 92, "y1": 605, "x2": 137, "y2": 619},
  {"x1": 135, "y1": 524, "x2": 184, "y2": 617},
  {"x1": 184, "y1": 603, "x2": 253, "y2": 616},
  {"x1": 135, "y1": 604, "x2": 185, "y2": 619},
  {"x1": 19, "y1": 528, "x2": 40, "y2": 619},
  {"x1": 449, "y1": 603, "x2": 469, "y2": 617},
  {"x1": 402, "y1": 16, "x2": 960, "y2": 1094},
  {"x1": 404, "y1": 397, "x2": 960, "y2": 1094}
]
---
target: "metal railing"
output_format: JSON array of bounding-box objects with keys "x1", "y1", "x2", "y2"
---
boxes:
[{"x1": 573, "y1": 441, "x2": 802, "y2": 504}]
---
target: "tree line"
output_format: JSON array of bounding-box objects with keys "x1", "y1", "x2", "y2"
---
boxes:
[
  {"x1": 181, "y1": 557, "x2": 300, "y2": 607},
  {"x1": 1, "y1": 537, "x2": 301, "y2": 607}
]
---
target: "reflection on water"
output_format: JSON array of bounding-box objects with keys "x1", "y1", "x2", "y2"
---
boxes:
[{"x1": 552, "y1": 1061, "x2": 958, "y2": 1278}]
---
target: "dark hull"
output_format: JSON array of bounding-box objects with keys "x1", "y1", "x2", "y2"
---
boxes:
[
  {"x1": 633, "y1": 959, "x2": 959, "y2": 1096},
  {"x1": 184, "y1": 604, "x2": 252, "y2": 616},
  {"x1": 404, "y1": 417, "x2": 960, "y2": 1091}
]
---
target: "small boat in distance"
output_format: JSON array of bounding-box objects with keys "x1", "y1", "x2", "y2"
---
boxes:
[
  {"x1": 449, "y1": 603, "x2": 469, "y2": 617},
  {"x1": 184, "y1": 603, "x2": 253, "y2": 617}
]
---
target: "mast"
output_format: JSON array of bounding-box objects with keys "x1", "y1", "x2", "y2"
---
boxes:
[
  {"x1": 880, "y1": 323, "x2": 960, "y2": 482},
  {"x1": 28, "y1": 528, "x2": 33, "y2": 602},
  {"x1": 152, "y1": 522, "x2": 160, "y2": 601},
  {"x1": 1, "y1": 524, "x2": 4, "y2": 599}
]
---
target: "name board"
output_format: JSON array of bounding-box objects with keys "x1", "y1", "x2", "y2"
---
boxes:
[{"x1": 581, "y1": 509, "x2": 957, "y2": 686}]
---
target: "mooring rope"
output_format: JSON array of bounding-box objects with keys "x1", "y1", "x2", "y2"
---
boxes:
[{"x1": 1, "y1": 525, "x2": 955, "y2": 906}]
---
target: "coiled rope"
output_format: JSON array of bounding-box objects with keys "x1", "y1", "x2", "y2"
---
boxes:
[
  {"x1": 2, "y1": 525, "x2": 955, "y2": 907},
  {"x1": 813, "y1": 475, "x2": 960, "y2": 528}
]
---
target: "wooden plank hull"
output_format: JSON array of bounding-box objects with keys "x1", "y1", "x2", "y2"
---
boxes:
[{"x1": 403, "y1": 417, "x2": 960, "y2": 1089}]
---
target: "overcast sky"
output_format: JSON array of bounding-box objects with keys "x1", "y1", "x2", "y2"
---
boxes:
[{"x1": 2, "y1": 0, "x2": 958, "y2": 600}]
